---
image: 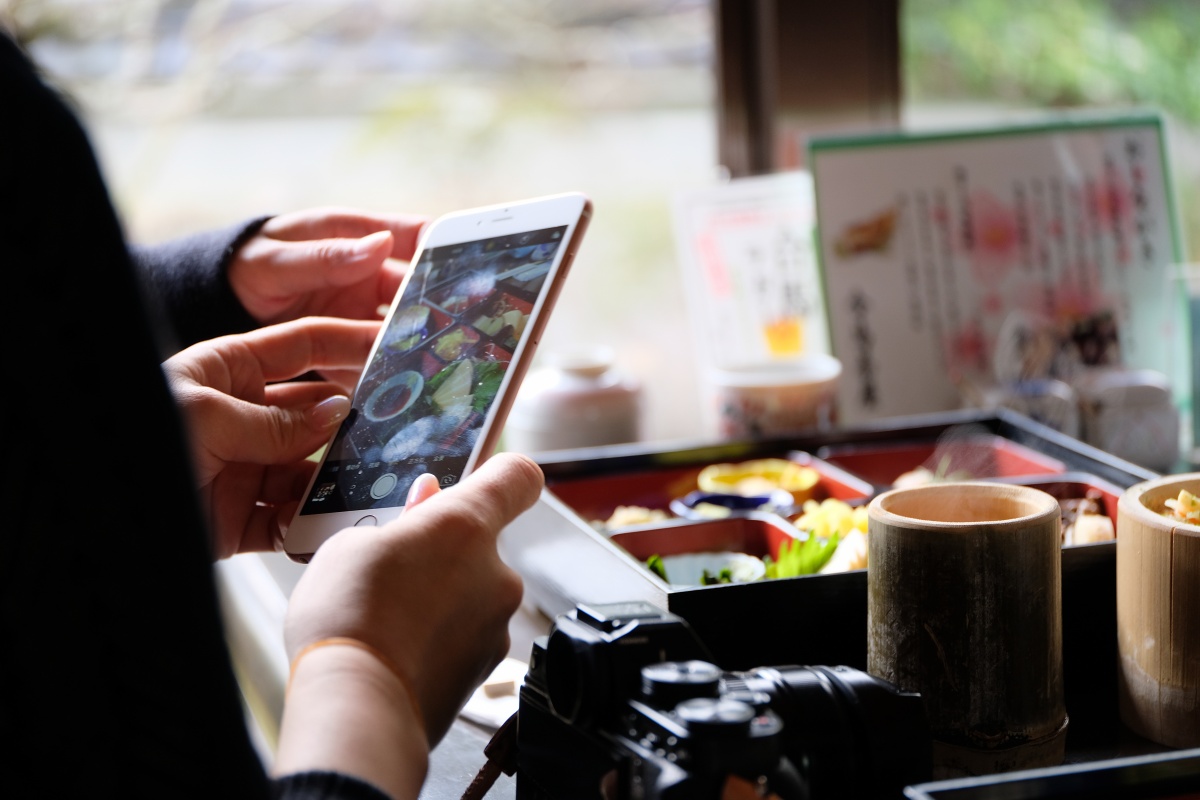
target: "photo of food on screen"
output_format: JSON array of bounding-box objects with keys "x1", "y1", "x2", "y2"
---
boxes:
[{"x1": 299, "y1": 225, "x2": 565, "y2": 515}]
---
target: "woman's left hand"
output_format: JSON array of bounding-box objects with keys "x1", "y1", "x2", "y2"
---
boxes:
[
  {"x1": 229, "y1": 207, "x2": 428, "y2": 325},
  {"x1": 164, "y1": 317, "x2": 380, "y2": 558}
]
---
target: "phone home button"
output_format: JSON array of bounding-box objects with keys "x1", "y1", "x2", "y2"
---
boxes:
[{"x1": 354, "y1": 515, "x2": 378, "y2": 527}]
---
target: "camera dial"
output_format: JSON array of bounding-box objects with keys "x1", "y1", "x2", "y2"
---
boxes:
[
  {"x1": 675, "y1": 697, "x2": 757, "y2": 737},
  {"x1": 641, "y1": 660, "x2": 721, "y2": 708}
]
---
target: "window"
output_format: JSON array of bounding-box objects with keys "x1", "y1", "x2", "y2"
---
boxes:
[
  {"x1": 11, "y1": 0, "x2": 717, "y2": 442},
  {"x1": 903, "y1": 0, "x2": 1200, "y2": 260}
]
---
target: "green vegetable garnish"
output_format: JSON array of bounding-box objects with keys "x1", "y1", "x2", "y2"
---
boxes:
[
  {"x1": 701, "y1": 567, "x2": 734, "y2": 586},
  {"x1": 646, "y1": 554, "x2": 668, "y2": 581},
  {"x1": 765, "y1": 534, "x2": 840, "y2": 579},
  {"x1": 471, "y1": 360, "x2": 505, "y2": 413}
]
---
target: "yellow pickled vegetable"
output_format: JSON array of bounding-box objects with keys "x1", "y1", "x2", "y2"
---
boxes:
[
  {"x1": 1163, "y1": 488, "x2": 1200, "y2": 523},
  {"x1": 697, "y1": 459, "x2": 820, "y2": 501},
  {"x1": 793, "y1": 498, "x2": 870, "y2": 573},
  {"x1": 793, "y1": 498, "x2": 869, "y2": 540}
]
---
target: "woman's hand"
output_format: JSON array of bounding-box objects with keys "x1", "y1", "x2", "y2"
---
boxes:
[
  {"x1": 276, "y1": 454, "x2": 542, "y2": 797},
  {"x1": 285, "y1": 453, "x2": 541, "y2": 738},
  {"x1": 163, "y1": 317, "x2": 380, "y2": 558},
  {"x1": 228, "y1": 206, "x2": 429, "y2": 325}
]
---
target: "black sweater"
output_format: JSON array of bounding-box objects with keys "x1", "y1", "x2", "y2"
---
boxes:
[{"x1": 1, "y1": 33, "x2": 389, "y2": 800}]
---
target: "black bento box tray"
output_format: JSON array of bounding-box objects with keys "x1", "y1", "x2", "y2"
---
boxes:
[{"x1": 499, "y1": 407, "x2": 1164, "y2": 754}]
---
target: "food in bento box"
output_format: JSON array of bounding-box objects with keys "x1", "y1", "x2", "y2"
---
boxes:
[
  {"x1": 670, "y1": 489, "x2": 795, "y2": 520},
  {"x1": 892, "y1": 456, "x2": 973, "y2": 489},
  {"x1": 697, "y1": 458, "x2": 819, "y2": 501},
  {"x1": 647, "y1": 551, "x2": 766, "y2": 586},
  {"x1": 433, "y1": 327, "x2": 480, "y2": 361},
  {"x1": 474, "y1": 306, "x2": 529, "y2": 340},
  {"x1": 439, "y1": 272, "x2": 497, "y2": 314},
  {"x1": 820, "y1": 529, "x2": 868, "y2": 573},
  {"x1": 427, "y1": 358, "x2": 505, "y2": 414},
  {"x1": 1060, "y1": 492, "x2": 1115, "y2": 545},
  {"x1": 431, "y1": 360, "x2": 474, "y2": 411},
  {"x1": 362, "y1": 371, "x2": 423, "y2": 422},
  {"x1": 384, "y1": 305, "x2": 433, "y2": 353},
  {"x1": 766, "y1": 534, "x2": 840, "y2": 578},
  {"x1": 792, "y1": 497, "x2": 869, "y2": 540},
  {"x1": 791, "y1": 497, "x2": 870, "y2": 575},
  {"x1": 1162, "y1": 488, "x2": 1200, "y2": 524},
  {"x1": 381, "y1": 415, "x2": 439, "y2": 462},
  {"x1": 597, "y1": 505, "x2": 670, "y2": 531}
]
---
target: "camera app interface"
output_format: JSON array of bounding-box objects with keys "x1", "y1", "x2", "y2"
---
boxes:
[{"x1": 300, "y1": 225, "x2": 566, "y2": 515}]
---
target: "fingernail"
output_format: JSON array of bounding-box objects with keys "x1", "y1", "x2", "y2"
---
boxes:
[
  {"x1": 351, "y1": 230, "x2": 392, "y2": 261},
  {"x1": 309, "y1": 396, "x2": 351, "y2": 429},
  {"x1": 405, "y1": 472, "x2": 440, "y2": 507}
]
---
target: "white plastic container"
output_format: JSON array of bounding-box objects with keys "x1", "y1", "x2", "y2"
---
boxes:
[{"x1": 505, "y1": 348, "x2": 642, "y2": 454}]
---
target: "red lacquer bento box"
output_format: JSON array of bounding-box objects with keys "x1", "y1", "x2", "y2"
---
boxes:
[{"x1": 498, "y1": 408, "x2": 1159, "y2": 746}]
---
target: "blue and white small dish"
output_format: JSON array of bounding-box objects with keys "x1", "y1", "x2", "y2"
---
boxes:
[{"x1": 669, "y1": 489, "x2": 794, "y2": 520}]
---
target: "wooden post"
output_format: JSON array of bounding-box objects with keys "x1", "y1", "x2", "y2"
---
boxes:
[
  {"x1": 868, "y1": 482, "x2": 1067, "y2": 777},
  {"x1": 1117, "y1": 474, "x2": 1200, "y2": 748}
]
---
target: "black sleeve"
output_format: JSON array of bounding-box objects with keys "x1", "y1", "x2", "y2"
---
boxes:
[
  {"x1": 0, "y1": 34, "x2": 386, "y2": 800},
  {"x1": 130, "y1": 216, "x2": 272, "y2": 351},
  {"x1": 271, "y1": 772, "x2": 392, "y2": 800}
]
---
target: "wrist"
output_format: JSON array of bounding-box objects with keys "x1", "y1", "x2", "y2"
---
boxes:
[{"x1": 276, "y1": 641, "x2": 429, "y2": 799}]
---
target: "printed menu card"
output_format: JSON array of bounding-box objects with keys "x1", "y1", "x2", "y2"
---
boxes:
[{"x1": 810, "y1": 115, "x2": 1185, "y2": 427}]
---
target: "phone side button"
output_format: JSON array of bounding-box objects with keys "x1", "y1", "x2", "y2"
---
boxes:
[{"x1": 354, "y1": 515, "x2": 378, "y2": 527}]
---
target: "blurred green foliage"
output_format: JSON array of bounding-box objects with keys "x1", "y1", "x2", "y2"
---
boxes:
[
  {"x1": 905, "y1": 0, "x2": 1200, "y2": 257},
  {"x1": 904, "y1": 0, "x2": 1200, "y2": 124}
]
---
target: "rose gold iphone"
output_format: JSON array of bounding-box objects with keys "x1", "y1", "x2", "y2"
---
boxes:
[{"x1": 284, "y1": 192, "x2": 592, "y2": 561}]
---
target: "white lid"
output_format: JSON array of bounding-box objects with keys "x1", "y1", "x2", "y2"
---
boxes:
[
  {"x1": 542, "y1": 346, "x2": 615, "y2": 379},
  {"x1": 708, "y1": 354, "x2": 841, "y2": 389}
]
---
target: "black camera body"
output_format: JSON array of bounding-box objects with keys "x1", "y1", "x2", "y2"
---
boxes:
[{"x1": 517, "y1": 602, "x2": 931, "y2": 800}]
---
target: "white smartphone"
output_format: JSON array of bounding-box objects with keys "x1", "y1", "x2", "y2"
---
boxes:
[{"x1": 283, "y1": 192, "x2": 592, "y2": 561}]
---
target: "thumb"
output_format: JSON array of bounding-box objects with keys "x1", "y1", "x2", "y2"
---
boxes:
[
  {"x1": 403, "y1": 472, "x2": 442, "y2": 510},
  {"x1": 197, "y1": 392, "x2": 351, "y2": 472}
]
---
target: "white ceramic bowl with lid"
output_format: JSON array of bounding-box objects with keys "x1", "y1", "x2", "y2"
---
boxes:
[{"x1": 505, "y1": 347, "x2": 642, "y2": 453}]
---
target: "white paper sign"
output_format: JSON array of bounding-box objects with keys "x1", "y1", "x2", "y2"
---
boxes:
[
  {"x1": 672, "y1": 172, "x2": 828, "y2": 370},
  {"x1": 810, "y1": 115, "x2": 1184, "y2": 426}
]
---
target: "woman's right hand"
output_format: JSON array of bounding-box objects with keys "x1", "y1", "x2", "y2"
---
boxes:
[{"x1": 275, "y1": 453, "x2": 543, "y2": 797}]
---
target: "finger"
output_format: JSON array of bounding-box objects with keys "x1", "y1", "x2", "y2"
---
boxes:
[
  {"x1": 238, "y1": 502, "x2": 292, "y2": 554},
  {"x1": 316, "y1": 368, "x2": 366, "y2": 395},
  {"x1": 219, "y1": 467, "x2": 315, "y2": 555},
  {"x1": 204, "y1": 462, "x2": 298, "y2": 556},
  {"x1": 460, "y1": 452, "x2": 545, "y2": 519},
  {"x1": 376, "y1": 260, "x2": 407, "y2": 310},
  {"x1": 239, "y1": 230, "x2": 396, "y2": 297},
  {"x1": 188, "y1": 388, "x2": 351, "y2": 468},
  {"x1": 403, "y1": 473, "x2": 441, "y2": 509},
  {"x1": 237, "y1": 318, "x2": 379, "y2": 384},
  {"x1": 262, "y1": 207, "x2": 428, "y2": 260},
  {"x1": 393, "y1": 453, "x2": 544, "y2": 539},
  {"x1": 258, "y1": 461, "x2": 318, "y2": 507},
  {"x1": 266, "y1": 381, "x2": 347, "y2": 410}
]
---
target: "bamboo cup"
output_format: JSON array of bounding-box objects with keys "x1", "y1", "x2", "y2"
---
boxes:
[
  {"x1": 1117, "y1": 474, "x2": 1200, "y2": 748},
  {"x1": 868, "y1": 482, "x2": 1067, "y2": 778}
]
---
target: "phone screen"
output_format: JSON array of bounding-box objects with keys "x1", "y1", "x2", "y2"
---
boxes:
[{"x1": 299, "y1": 224, "x2": 567, "y2": 515}]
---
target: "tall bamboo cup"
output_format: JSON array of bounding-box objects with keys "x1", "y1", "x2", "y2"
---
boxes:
[
  {"x1": 1117, "y1": 474, "x2": 1200, "y2": 748},
  {"x1": 868, "y1": 482, "x2": 1067, "y2": 778}
]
